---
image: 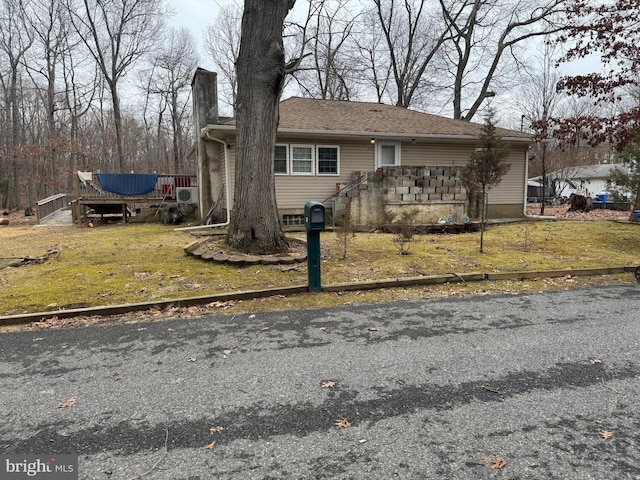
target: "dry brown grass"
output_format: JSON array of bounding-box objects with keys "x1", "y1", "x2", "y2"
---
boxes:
[{"x1": 1, "y1": 218, "x2": 639, "y2": 323}]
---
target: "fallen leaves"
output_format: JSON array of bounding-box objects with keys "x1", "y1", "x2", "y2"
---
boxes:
[
  {"x1": 180, "y1": 306, "x2": 200, "y2": 315},
  {"x1": 112, "y1": 373, "x2": 120, "y2": 382},
  {"x1": 334, "y1": 418, "x2": 351, "y2": 429},
  {"x1": 201, "y1": 425, "x2": 225, "y2": 450},
  {"x1": 483, "y1": 456, "x2": 506, "y2": 469},
  {"x1": 590, "y1": 358, "x2": 602, "y2": 364},
  {"x1": 600, "y1": 430, "x2": 613, "y2": 439},
  {"x1": 205, "y1": 300, "x2": 237, "y2": 309},
  {"x1": 321, "y1": 381, "x2": 336, "y2": 388},
  {"x1": 187, "y1": 356, "x2": 197, "y2": 362},
  {"x1": 527, "y1": 205, "x2": 629, "y2": 221},
  {"x1": 57, "y1": 397, "x2": 76, "y2": 408}
]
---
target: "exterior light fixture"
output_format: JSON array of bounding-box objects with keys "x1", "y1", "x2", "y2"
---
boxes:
[{"x1": 370, "y1": 138, "x2": 376, "y2": 144}]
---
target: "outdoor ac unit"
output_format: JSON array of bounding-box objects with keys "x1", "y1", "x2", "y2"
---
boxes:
[{"x1": 176, "y1": 187, "x2": 198, "y2": 204}]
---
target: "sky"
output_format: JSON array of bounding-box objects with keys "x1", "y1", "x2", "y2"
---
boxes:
[
  {"x1": 165, "y1": 0, "x2": 604, "y2": 128},
  {"x1": 165, "y1": 0, "x2": 310, "y2": 71},
  {"x1": 165, "y1": 0, "x2": 221, "y2": 70},
  {"x1": 167, "y1": 0, "x2": 603, "y2": 71}
]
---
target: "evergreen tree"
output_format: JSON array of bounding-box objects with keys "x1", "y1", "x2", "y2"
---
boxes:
[{"x1": 461, "y1": 110, "x2": 510, "y2": 252}]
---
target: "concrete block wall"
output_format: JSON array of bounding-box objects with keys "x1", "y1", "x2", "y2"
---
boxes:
[
  {"x1": 335, "y1": 166, "x2": 469, "y2": 227},
  {"x1": 381, "y1": 166, "x2": 466, "y2": 204}
]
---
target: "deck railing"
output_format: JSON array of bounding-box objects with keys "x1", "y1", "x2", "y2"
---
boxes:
[
  {"x1": 77, "y1": 174, "x2": 197, "y2": 201},
  {"x1": 36, "y1": 193, "x2": 67, "y2": 223}
]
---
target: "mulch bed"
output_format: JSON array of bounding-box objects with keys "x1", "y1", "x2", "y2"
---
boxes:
[{"x1": 184, "y1": 236, "x2": 307, "y2": 266}]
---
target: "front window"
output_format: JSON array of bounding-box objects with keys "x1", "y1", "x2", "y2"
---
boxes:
[
  {"x1": 274, "y1": 144, "x2": 288, "y2": 174},
  {"x1": 317, "y1": 146, "x2": 339, "y2": 175},
  {"x1": 291, "y1": 145, "x2": 314, "y2": 175}
]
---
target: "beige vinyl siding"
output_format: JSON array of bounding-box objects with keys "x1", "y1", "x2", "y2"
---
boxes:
[
  {"x1": 226, "y1": 149, "x2": 235, "y2": 208},
  {"x1": 487, "y1": 148, "x2": 527, "y2": 205},
  {"x1": 274, "y1": 139, "x2": 375, "y2": 209},
  {"x1": 401, "y1": 142, "x2": 473, "y2": 167},
  {"x1": 401, "y1": 141, "x2": 527, "y2": 205},
  {"x1": 218, "y1": 142, "x2": 229, "y2": 210},
  {"x1": 221, "y1": 138, "x2": 526, "y2": 210}
]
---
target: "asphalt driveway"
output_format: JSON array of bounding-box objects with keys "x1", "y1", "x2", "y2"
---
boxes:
[{"x1": 1, "y1": 284, "x2": 640, "y2": 479}]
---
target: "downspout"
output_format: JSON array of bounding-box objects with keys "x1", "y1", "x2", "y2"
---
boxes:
[
  {"x1": 523, "y1": 146, "x2": 530, "y2": 217},
  {"x1": 176, "y1": 133, "x2": 231, "y2": 231}
]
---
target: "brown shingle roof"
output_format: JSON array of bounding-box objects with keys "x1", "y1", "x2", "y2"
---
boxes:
[{"x1": 221, "y1": 97, "x2": 531, "y2": 141}]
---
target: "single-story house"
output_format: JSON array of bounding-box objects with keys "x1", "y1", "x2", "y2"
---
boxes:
[
  {"x1": 191, "y1": 68, "x2": 533, "y2": 228},
  {"x1": 530, "y1": 164, "x2": 630, "y2": 200}
]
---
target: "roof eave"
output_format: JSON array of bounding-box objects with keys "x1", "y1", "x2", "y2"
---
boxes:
[{"x1": 202, "y1": 124, "x2": 533, "y2": 144}]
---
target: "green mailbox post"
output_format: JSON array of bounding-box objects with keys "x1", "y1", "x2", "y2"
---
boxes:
[{"x1": 304, "y1": 201, "x2": 325, "y2": 293}]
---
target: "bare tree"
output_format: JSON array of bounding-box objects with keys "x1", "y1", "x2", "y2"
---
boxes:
[
  {"x1": 59, "y1": 25, "x2": 98, "y2": 189},
  {"x1": 360, "y1": 0, "x2": 451, "y2": 108},
  {"x1": 67, "y1": 0, "x2": 165, "y2": 171},
  {"x1": 204, "y1": 2, "x2": 242, "y2": 114},
  {"x1": 516, "y1": 41, "x2": 564, "y2": 214},
  {"x1": 226, "y1": 0, "x2": 296, "y2": 254},
  {"x1": 0, "y1": 0, "x2": 34, "y2": 208},
  {"x1": 291, "y1": 0, "x2": 360, "y2": 100},
  {"x1": 22, "y1": 0, "x2": 74, "y2": 198},
  {"x1": 146, "y1": 27, "x2": 198, "y2": 172},
  {"x1": 441, "y1": 0, "x2": 568, "y2": 121},
  {"x1": 354, "y1": 18, "x2": 392, "y2": 103}
]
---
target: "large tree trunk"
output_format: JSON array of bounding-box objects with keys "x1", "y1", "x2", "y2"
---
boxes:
[{"x1": 226, "y1": 0, "x2": 295, "y2": 255}]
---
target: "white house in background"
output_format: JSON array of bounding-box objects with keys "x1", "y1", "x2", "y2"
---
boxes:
[{"x1": 531, "y1": 164, "x2": 631, "y2": 199}]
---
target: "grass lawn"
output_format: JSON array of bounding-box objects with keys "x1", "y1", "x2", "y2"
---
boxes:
[{"x1": 1, "y1": 220, "x2": 639, "y2": 319}]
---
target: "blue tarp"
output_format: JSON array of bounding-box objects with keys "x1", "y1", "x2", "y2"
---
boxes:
[{"x1": 96, "y1": 173, "x2": 159, "y2": 195}]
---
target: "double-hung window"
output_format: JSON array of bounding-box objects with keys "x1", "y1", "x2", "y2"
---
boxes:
[
  {"x1": 274, "y1": 144, "x2": 340, "y2": 176},
  {"x1": 317, "y1": 146, "x2": 339, "y2": 175},
  {"x1": 291, "y1": 145, "x2": 314, "y2": 175},
  {"x1": 274, "y1": 144, "x2": 288, "y2": 174}
]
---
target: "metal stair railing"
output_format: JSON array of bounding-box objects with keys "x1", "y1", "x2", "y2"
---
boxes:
[{"x1": 323, "y1": 173, "x2": 368, "y2": 203}]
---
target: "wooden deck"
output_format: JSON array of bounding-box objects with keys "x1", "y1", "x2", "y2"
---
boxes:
[{"x1": 73, "y1": 173, "x2": 197, "y2": 224}]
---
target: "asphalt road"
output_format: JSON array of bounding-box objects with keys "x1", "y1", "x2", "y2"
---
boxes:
[{"x1": 1, "y1": 284, "x2": 640, "y2": 479}]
